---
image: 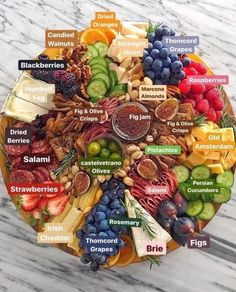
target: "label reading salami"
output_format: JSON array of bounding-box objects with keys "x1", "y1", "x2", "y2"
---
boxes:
[
  {"x1": 8, "y1": 182, "x2": 63, "y2": 195},
  {"x1": 18, "y1": 60, "x2": 67, "y2": 70},
  {"x1": 21, "y1": 155, "x2": 51, "y2": 165},
  {"x1": 73, "y1": 107, "x2": 107, "y2": 123},
  {"x1": 145, "y1": 186, "x2": 169, "y2": 195},
  {"x1": 5, "y1": 127, "x2": 32, "y2": 145}
]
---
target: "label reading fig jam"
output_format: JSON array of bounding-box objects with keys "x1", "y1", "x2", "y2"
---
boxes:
[
  {"x1": 5, "y1": 127, "x2": 32, "y2": 145},
  {"x1": 139, "y1": 85, "x2": 167, "y2": 101},
  {"x1": 73, "y1": 107, "x2": 107, "y2": 123},
  {"x1": 45, "y1": 30, "x2": 78, "y2": 48},
  {"x1": 166, "y1": 120, "x2": 194, "y2": 136},
  {"x1": 128, "y1": 112, "x2": 152, "y2": 122},
  {"x1": 187, "y1": 235, "x2": 210, "y2": 249}
]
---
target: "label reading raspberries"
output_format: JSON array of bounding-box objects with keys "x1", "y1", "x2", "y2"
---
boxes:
[{"x1": 5, "y1": 127, "x2": 32, "y2": 145}]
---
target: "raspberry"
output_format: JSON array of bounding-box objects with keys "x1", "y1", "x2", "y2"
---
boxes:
[
  {"x1": 204, "y1": 84, "x2": 215, "y2": 93},
  {"x1": 196, "y1": 99, "x2": 209, "y2": 113},
  {"x1": 206, "y1": 108, "x2": 217, "y2": 122},
  {"x1": 191, "y1": 62, "x2": 207, "y2": 74},
  {"x1": 178, "y1": 80, "x2": 191, "y2": 94},
  {"x1": 215, "y1": 111, "x2": 222, "y2": 122},
  {"x1": 186, "y1": 67, "x2": 199, "y2": 75},
  {"x1": 212, "y1": 99, "x2": 224, "y2": 111},
  {"x1": 205, "y1": 88, "x2": 220, "y2": 102},
  {"x1": 191, "y1": 84, "x2": 206, "y2": 94},
  {"x1": 187, "y1": 93, "x2": 203, "y2": 102},
  {"x1": 183, "y1": 98, "x2": 196, "y2": 108}
]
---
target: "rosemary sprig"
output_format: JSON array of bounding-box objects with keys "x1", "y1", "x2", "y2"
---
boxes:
[
  {"x1": 220, "y1": 111, "x2": 236, "y2": 133},
  {"x1": 0, "y1": 123, "x2": 11, "y2": 172},
  {"x1": 193, "y1": 114, "x2": 207, "y2": 126},
  {"x1": 145, "y1": 255, "x2": 161, "y2": 270},
  {"x1": 53, "y1": 149, "x2": 76, "y2": 178},
  {"x1": 146, "y1": 20, "x2": 162, "y2": 34}
]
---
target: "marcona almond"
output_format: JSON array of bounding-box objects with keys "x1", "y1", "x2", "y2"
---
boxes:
[
  {"x1": 60, "y1": 176, "x2": 69, "y2": 184},
  {"x1": 132, "y1": 79, "x2": 140, "y2": 88},
  {"x1": 131, "y1": 90, "x2": 139, "y2": 100},
  {"x1": 68, "y1": 173, "x2": 74, "y2": 180},
  {"x1": 125, "y1": 93, "x2": 130, "y2": 102},
  {"x1": 97, "y1": 175, "x2": 106, "y2": 183},
  {"x1": 143, "y1": 77, "x2": 153, "y2": 85},
  {"x1": 131, "y1": 150, "x2": 143, "y2": 160},
  {"x1": 65, "y1": 181, "x2": 72, "y2": 190},
  {"x1": 128, "y1": 81, "x2": 132, "y2": 95},
  {"x1": 131, "y1": 73, "x2": 141, "y2": 81},
  {"x1": 139, "y1": 142, "x2": 147, "y2": 149},
  {"x1": 123, "y1": 177, "x2": 134, "y2": 186},
  {"x1": 115, "y1": 168, "x2": 127, "y2": 178},
  {"x1": 146, "y1": 135, "x2": 154, "y2": 143},
  {"x1": 118, "y1": 95, "x2": 126, "y2": 101},
  {"x1": 71, "y1": 165, "x2": 79, "y2": 175},
  {"x1": 126, "y1": 144, "x2": 139, "y2": 154}
]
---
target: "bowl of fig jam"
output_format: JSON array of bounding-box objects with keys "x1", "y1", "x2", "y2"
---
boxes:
[{"x1": 112, "y1": 102, "x2": 151, "y2": 141}]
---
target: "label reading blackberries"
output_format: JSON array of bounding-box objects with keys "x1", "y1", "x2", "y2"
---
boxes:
[
  {"x1": 18, "y1": 60, "x2": 67, "y2": 70},
  {"x1": 5, "y1": 127, "x2": 32, "y2": 145},
  {"x1": 163, "y1": 36, "x2": 199, "y2": 54},
  {"x1": 45, "y1": 30, "x2": 78, "y2": 48}
]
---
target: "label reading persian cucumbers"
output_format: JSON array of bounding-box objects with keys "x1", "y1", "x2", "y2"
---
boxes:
[
  {"x1": 108, "y1": 217, "x2": 142, "y2": 227},
  {"x1": 186, "y1": 179, "x2": 220, "y2": 194},
  {"x1": 145, "y1": 145, "x2": 181, "y2": 155},
  {"x1": 163, "y1": 36, "x2": 199, "y2": 54}
]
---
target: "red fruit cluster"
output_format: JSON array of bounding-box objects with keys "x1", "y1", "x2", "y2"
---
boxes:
[{"x1": 178, "y1": 61, "x2": 224, "y2": 122}]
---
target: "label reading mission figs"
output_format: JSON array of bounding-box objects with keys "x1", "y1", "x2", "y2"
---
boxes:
[
  {"x1": 91, "y1": 12, "x2": 120, "y2": 30},
  {"x1": 5, "y1": 127, "x2": 32, "y2": 145},
  {"x1": 73, "y1": 107, "x2": 107, "y2": 123},
  {"x1": 139, "y1": 85, "x2": 167, "y2": 101},
  {"x1": 45, "y1": 30, "x2": 78, "y2": 48},
  {"x1": 166, "y1": 120, "x2": 194, "y2": 136}
]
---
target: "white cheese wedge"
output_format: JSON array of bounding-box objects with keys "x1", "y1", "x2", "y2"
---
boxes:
[
  {"x1": 119, "y1": 72, "x2": 129, "y2": 83},
  {"x1": 125, "y1": 191, "x2": 172, "y2": 257},
  {"x1": 121, "y1": 22, "x2": 147, "y2": 38},
  {"x1": 114, "y1": 66, "x2": 126, "y2": 81}
]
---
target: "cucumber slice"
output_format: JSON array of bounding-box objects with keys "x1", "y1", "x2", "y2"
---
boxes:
[
  {"x1": 191, "y1": 165, "x2": 211, "y2": 180},
  {"x1": 200, "y1": 193, "x2": 215, "y2": 202},
  {"x1": 92, "y1": 73, "x2": 111, "y2": 90},
  {"x1": 216, "y1": 171, "x2": 234, "y2": 188},
  {"x1": 82, "y1": 45, "x2": 99, "y2": 62},
  {"x1": 213, "y1": 187, "x2": 231, "y2": 204},
  {"x1": 173, "y1": 165, "x2": 190, "y2": 183},
  {"x1": 197, "y1": 202, "x2": 215, "y2": 221},
  {"x1": 109, "y1": 70, "x2": 118, "y2": 88},
  {"x1": 186, "y1": 199, "x2": 204, "y2": 217},
  {"x1": 94, "y1": 42, "x2": 109, "y2": 57},
  {"x1": 89, "y1": 57, "x2": 108, "y2": 68},
  {"x1": 105, "y1": 57, "x2": 113, "y2": 64},
  {"x1": 178, "y1": 183, "x2": 199, "y2": 201},
  {"x1": 108, "y1": 84, "x2": 127, "y2": 97},
  {"x1": 91, "y1": 64, "x2": 108, "y2": 74},
  {"x1": 87, "y1": 79, "x2": 107, "y2": 99},
  {"x1": 91, "y1": 68, "x2": 107, "y2": 76}
]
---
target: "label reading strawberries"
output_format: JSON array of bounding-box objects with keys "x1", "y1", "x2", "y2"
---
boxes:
[{"x1": 8, "y1": 183, "x2": 63, "y2": 195}]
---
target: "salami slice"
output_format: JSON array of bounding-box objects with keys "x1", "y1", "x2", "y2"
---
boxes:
[
  {"x1": 46, "y1": 157, "x2": 60, "y2": 172},
  {"x1": 32, "y1": 170, "x2": 46, "y2": 183},
  {"x1": 34, "y1": 166, "x2": 50, "y2": 181},
  {"x1": 31, "y1": 140, "x2": 52, "y2": 155},
  {"x1": 10, "y1": 170, "x2": 35, "y2": 184},
  {"x1": 6, "y1": 144, "x2": 30, "y2": 157},
  {"x1": 11, "y1": 157, "x2": 33, "y2": 171}
]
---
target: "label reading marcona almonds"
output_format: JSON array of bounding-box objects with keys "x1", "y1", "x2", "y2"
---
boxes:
[
  {"x1": 5, "y1": 127, "x2": 32, "y2": 145},
  {"x1": 163, "y1": 36, "x2": 199, "y2": 54},
  {"x1": 187, "y1": 75, "x2": 229, "y2": 85},
  {"x1": 187, "y1": 235, "x2": 210, "y2": 249},
  {"x1": 91, "y1": 12, "x2": 120, "y2": 30},
  {"x1": 139, "y1": 85, "x2": 167, "y2": 101},
  {"x1": 45, "y1": 30, "x2": 78, "y2": 48}
]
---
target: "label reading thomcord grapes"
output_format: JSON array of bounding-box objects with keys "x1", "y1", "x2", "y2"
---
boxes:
[
  {"x1": 187, "y1": 75, "x2": 229, "y2": 85},
  {"x1": 145, "y1": 186, "x2": 169, "y2": 195},
  {"x1": 7, "y1": 183, "x2": 63, "y2": 195},
  {"x1": 45, "y1": 30, "x2": 78, "y2": 48},
  {"x1": 91, "y1": 12, "x2": 120, "y2": 30},
  {"x1": 18, "y1": 60, "x2": 67, "y2": 70},
  {"x1": 145, "y1": 145, "x2": 181, "y2": 155},
  {"x1": 108, "y1": 217, "x2": 142, "y2": 227},
  {"x1": 163, "y1": 36, "x2": 199, "y2": 54},
  {"x1": 187, "y1": 235, "x2": 210, "y2": 249},
  {"x1": 166, "y1": 120, "x2": 194, "y2": 136},
  {"x1": 5, "y1": 127, "x2": 32, "y2": 145},
  {"x1": 79, "y1": 159, "x2": 123, "y2": 175},
  {"x1": 115, "y1": 38, "x2": 148, "y2": 57},
  {"x1": 139, "y1": 85, "x2": 167, "y2": 101},
  {"x1": 73, "y1": 107, "x2": 107, "y2": 123},
  {"x1": 186, "y1": 179, "x2": 220, "y2": 194},
  {"x1": 82, "y1": 236, "x2": 119, "y2": 254}
]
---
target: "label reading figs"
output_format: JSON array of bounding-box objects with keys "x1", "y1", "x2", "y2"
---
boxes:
[
  {"x1": 187, "y1": 235, "x2": 210, "y2": 249},
  {"x1": 108, "y1": 217, "x2": 142, "y2": 227},
  {"x1": 5, "y1": 127, "x2": 32, "y2": 145},
  {"x1": 145, "y1": 145, "x2": 181, "y2": 155},
  {"x1": 166, "y1": 120, "x2": 194, "y2": 136},
  {"x1": 91, "y1": 12, "x2": 120, "y2": 30},
  {"x1": 139, "y1": 85, "x2": 167, "y2": 101},
  {"x1": 163, "y1": 36, "x2": 199, "y2": 54},
  {"x1": 21, "y1": 154, "x2": 51, "y2": 166},
  {"x1": 45, "y1": 30, "x2": 78, "y2": 48},
  {"x1": 73, "y1": 107, "x2": 107, "y2": 123},
  {"x1": 82, "y1": 236, "x2": 119, "y2": 254}
]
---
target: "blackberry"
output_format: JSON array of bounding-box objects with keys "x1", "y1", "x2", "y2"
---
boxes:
[
  {"x1": 61, "y1": 72, "x2": 77, "y2": 84},
  {"x1": 62, "y1": 84, "x2": 79, "y2": 98},
  {"x1": 53, "y1": 70, "x2": 66, "y2": 81},
  {"x1": 31, "y1": 70, "x2": 50, "y2": 82},
  {"x1": 38, "y1": 53, "x2": 49, "y2": 60}
]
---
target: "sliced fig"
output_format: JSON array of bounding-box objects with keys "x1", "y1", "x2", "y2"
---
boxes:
[
  {"x1": 137, "y1": 159, "x2": 158, "y2": 180},
  {"x1": 73, "y1": 171, "x2": 91, "y2": 196},
  {"x1": 154, "y1": 98, "x2": 179, "y2": 121}
]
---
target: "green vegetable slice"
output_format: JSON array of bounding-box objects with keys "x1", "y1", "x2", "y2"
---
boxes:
[
  {"x1": 82, "y1": 45, "x2": 99, "y2": 62},
  {"x1": 216, "y1": 171, "x2": 234, "y2": 188},
  {"x1": 197, "y1": 202, "x2": 215, "y2": 221},
  {"x1": 186, "y1": 199, "x2": 204, "y2": 216},
  {"x1": 191, "y1": 165, "x2": 211, "y2": 180},
  {"x1": 89, "y1": 56, "x2": 108, "y2": 68},
  {"x1": 200, "y1": 193, "x2": 215, "y2": 202},
  {"x1": 173, "y1": 165, "x2": 190, "y2": 183},
  {"x1": 91, "y1": 72, "x2": 111, "y2": 90},
  {"x1": 108, "y1": 83, "x2": 127, "y2": 97},
  {"x1": 109, "y1": 70, "x2": 118, "y2": 89},
  {"x1": 213, "y1": 188, "x2": 231, "y2": 204},
  {"x1": 87, "y1": 78, "x2": 107, "y2": 99},
  {"x1": 94, "y1": 41, "x2": 109, "y2": 57}
]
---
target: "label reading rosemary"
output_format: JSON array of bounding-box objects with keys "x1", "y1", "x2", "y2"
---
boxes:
[{"x1": 108, "y1": 217, "x2": 142, "y2": 227}]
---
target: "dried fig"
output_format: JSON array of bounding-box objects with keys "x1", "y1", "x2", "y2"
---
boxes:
[
  {"x1": 155, "y1": 98, "x2": 179, "y2": 121},
  {"x1": 137, "y1": 159, "x2": 158, "y2": 180},
  {"x1": 73, "y1": 171, "x2": 91, "y2": 196}
]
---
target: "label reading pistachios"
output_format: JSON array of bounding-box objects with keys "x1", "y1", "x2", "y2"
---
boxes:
[{"x1": 145, "y1": 145, "x2": 181, "y2": 155}]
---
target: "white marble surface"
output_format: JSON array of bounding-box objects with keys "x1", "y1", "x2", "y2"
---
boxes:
[{"x1": 0, "y1": 0, "x2": 236, "y2": 291}]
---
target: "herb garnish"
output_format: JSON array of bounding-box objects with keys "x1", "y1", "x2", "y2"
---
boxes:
[
  {"x1": 146, "y1": 20, "x2": 162, "y2": 34},
  {"x1": 53, "y1": 149, "x2": 76, "y2": 178},
  {"x1": 193, "y1": 114, "x2": 207, "y2": 126}
]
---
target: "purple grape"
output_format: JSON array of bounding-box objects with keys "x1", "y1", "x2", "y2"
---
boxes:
[
  {"x1": 154, "y1": 40, "x2": 163, "y2": 50},
  {"x1": 148, "y1": 32, "x2": 156, "y2": 43},
  {"x1": 143, "y1": 49, "x2": 149, "y2": 59},
  {"x1": 154, "y1": 79, "x2": 163, "y2": 85},
  {"x1": 162, "y1": 57, "x2": 171, "y2": 68},
  {"x1": 150, "y1": 49, "x2": 160, "y2": 59},
  {"x1": 161, "y1": 68, "x2": 170, "y2": 78},
  {"x1": 147, "y1": 42, "x2": 153, "y2": 52},
  {"x1": 159, "y1": 200, "x2": 178, "y2": 219},
  {"x1": 182, "y1": 57, "x2": 192, "y2": 67},
  {"x1": 159, "y1": 47, "x2": 168, "y2": 59},
  {"x1": 146, "y1": 70, "x2": 155, "y2": 80},
  {"x1": 144, "y1": 56, "x2": 153, "y2": 66},
  {"x1": 170, "y1": 229, "x2": 187, "y2": 246}
]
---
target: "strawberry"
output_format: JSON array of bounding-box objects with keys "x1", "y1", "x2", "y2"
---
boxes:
[
  {"x1": 178, "y1": 80, "x2": 191, "y2": 94},
  {"x1": 32, "y1": 208, "x2": 43, "y2": 220},
  {"x1": 20, "y1": 195, "x2": 40, "y2": 212},
  {"x1": 183, "y1": 98, "x2": 196, "y2": 108},
  {"x1": 206, "y1": 108, "x2": 217, "y2": 122},
  {"x1": 44, "y1": 194, "x2": 58, "y2": 198},
  {"x1": 196, "y1": 99, "x2": 209, "y2": 113},
  {"x1": 190, "y1": 84, "x2": 206, "y2": 94},
  {"x1": 215, "y1": 111, "x2": 222, "y2": 122},
  {"x1": 212, "y1": 99, "x2": 224, "y2": 111},
  {"x1": 38, "y1": 197, "x2": 49, "y2": 211},
  {"x1": 47, "y1": 195, "x2": 68, "y2": 216},
  {"x1": 205, "y1": 88, "x2": 220, "y2": 102}
]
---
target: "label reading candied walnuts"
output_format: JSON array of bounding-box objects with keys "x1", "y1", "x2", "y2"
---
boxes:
[{"x1": 45, "y1": 30, "x2": 78, "y2": 48}]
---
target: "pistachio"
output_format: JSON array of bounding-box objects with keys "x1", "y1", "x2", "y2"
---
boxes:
[
  {"x1": 115, "y1": 168, "x2": 127, "y2": 178},
  {"x1": 60, "y1": 176, "x2": 69, "y2": 184},
  {"x1": 146, "y1": 135, "x2": 154, "y2": 143},
  {"x1": 123, "y1": 176, "x2": 134, "y2": 186},
  {"x1": 128, "y1": 81, "x2": 132, "y2": 95},
  {"x1": 126, "y1": 144, "x2": 140, "y2": 154}
]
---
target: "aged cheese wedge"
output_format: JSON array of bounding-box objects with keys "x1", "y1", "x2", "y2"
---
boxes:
[
  {"x1": 125, "y1": 191, "x2": 172, "y2": 257},
  {"x1": 121, "y1": 22, "x2": 147, "y2": 38},
  {"x1": 208, "y1": 164, "x2": 224, "y2": 174}
]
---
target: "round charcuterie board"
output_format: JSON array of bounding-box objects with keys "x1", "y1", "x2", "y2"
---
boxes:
[{"x1": 1, "y1": 18, "x2": 235, "y2": 271}]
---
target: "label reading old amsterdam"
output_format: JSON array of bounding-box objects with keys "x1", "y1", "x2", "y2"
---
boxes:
[
  {"x1": 139, "y1": 85, "x2": 167, "y2": 101},
  {"x1": 45, "y1": 30, "x2": 78, "y2": 48},
  {"x1": 186, "y1": 179, "x2": 220, "y2": 194},
  {"x1": 21, "y1": 154, "x2": 51, "y2": 165},
  {"x1": 18, "y1": 60, "x2": 67, "y2": 70},
  {"x1": 5, "y1": 127, "x2": 32, "y2": 145},
  {"x1": 79, "y1": 158, "x2": 123, "y2": 175},
  {"x1": 115, "y1": 38, "x2": 148, "y2": 57},
  {"x1": 108, "y1": 217, "x2": 142, "y2": 227},
  {"x1": 163, "y1": 36, "x2": 199, "y2": 54},
  {"x1": 7, "y1": 182, "x2": 63, "y2": 195},
  {"x1": 91, "y1": 12, "x2": 120, "y2": 30},
  {"x1": 187, "y1": 75, "x2": 229, "y2": 85},
  {"x1": 145, "y1": 145, "x2": 181, "y2": 155},
  {"x1": 166, "y1": 119, "x2": 194, "y2": 136},
  {"x1": 187, "y1": 235, "x2": 210, "y2": 249},
  {"x1": 74, "y1": 107, "x2": 107, "y2": 123},
  {"x1": 193, "y1": 140, "x2": 235, "y2": 152}
]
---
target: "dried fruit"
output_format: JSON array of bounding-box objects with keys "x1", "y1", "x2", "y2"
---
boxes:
[
  {"x1": 137, "y1": 159, "x2": 158, "y2": 180},
  {"x1": 73, "y1": 172, "x2": 91, "y2": 196},
  {"x1": 155, "y1": 98, "x2": 179, "y2": 121}
]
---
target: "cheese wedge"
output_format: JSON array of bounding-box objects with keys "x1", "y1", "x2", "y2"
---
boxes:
[{"x1": 208, "y1": 164, "x2": 224, "y2": 174}]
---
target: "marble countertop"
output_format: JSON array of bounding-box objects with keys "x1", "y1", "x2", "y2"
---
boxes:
[{"x1": 0, "y1": 0, "x2": 236, "y2": 291}]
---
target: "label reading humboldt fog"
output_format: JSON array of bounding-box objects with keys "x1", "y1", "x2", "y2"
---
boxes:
[
  {"x1": 23, "y1": 83, "x2": 55, "y2": 104},
  {"x1": 7, "y1": 182, "x2": 63, "y2": 196},
  {"x1": 187, "y1": 75, "x2": 229, "y2": 85},
  {"x1": 108, "y1": 217, "x2": 142, "y2": 227},
  {"x1": 83, "y1": 236, "x2": 119, "y2": 254},
  {"x1": 21, "y1": 154, "x2": 51, "y2": 166},
  {"x1": 73, "y1": 107, "x2": 107, "y2": 123},
  {"x1": 115, "y1": 38, "x2": 148, "y2": 57},
  {"x1": 5, "y1": 127, "x2": 32, "y2": 145},
  {"x1": 18, "y1": 60, "x2": 67, "y2": 70},
  {"x1": 139, "y1": 85, "x2": 167, "y2": 101},
  {"x1": 79, "y1": 158, "x2": 123, "y2": 175},
  {"x1": 166, "y1": 119, "x2": 194, "y2": 136},
  {"x1": 187, "y1": 235, "x2": 210, "y2": 249},
  {"x1": 186, "y1": 179, "x2": 220, "y2": 194},
  {"x1": 91, "y1": 12, "x2": 120, "y2": 31},
  {"x1": 145, "y1": 185, "x2": 169, "y2": 195},
  {"x1": 163, "y1": 36, "x2": 199, "y2": 54},
  {"x1": 145, "y1": 145, "x2": 181, "y2": 155},
  {"x1": 45, "y1": 30, "x2": 78, "y2": 48}
]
